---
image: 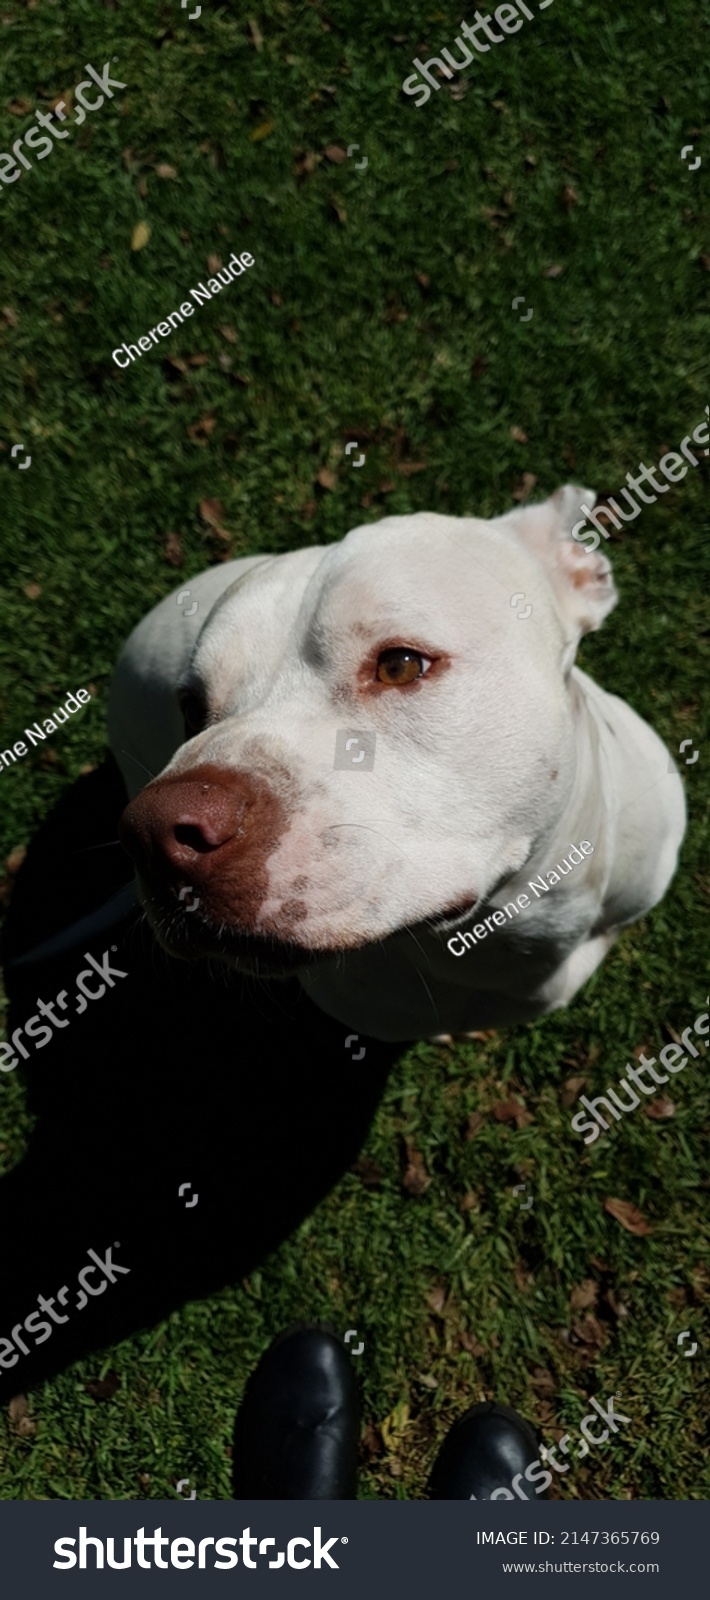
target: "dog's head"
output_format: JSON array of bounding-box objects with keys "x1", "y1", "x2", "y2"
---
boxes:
[{"x1": 119, "y1": 486, "x2": 617, "y2": 972}]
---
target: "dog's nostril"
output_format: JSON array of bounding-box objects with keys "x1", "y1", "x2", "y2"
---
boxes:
[{"x1": 173, "y1": 822, "x2": 220, "y2": 854}]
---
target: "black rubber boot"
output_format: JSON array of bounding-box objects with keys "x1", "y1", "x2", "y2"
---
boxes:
[
  {"x1": 428, "y1": 1400, "x2": 549, "y2": 1500},
  {"x1": 232, "y1": 1324, "x2": 360, "y2": 1499}
]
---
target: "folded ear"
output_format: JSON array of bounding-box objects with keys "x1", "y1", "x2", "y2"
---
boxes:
[{"x1": 493, "y1": 484, "x2": 618, "y2": 646}]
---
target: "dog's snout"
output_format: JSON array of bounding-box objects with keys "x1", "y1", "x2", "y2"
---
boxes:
[{"x1": 120, "y1": 769, "x2": 250, "y2": 871}]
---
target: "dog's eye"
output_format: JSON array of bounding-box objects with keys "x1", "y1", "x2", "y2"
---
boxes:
[
  {"x1": 375, "y1": 648, "x2": 429, "y2": 685},
  {"x1": 179, "y1": 690, "x2": 207, "y2": 737}
]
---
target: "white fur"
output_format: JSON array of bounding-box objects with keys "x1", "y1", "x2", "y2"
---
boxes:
[{"x1": 108, "y1": 488, "x2": 686, "y2": 1041}]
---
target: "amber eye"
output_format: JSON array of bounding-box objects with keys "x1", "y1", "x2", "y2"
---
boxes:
[
  {"x1": 375, "y1": 648, "x2": 428, "y2": 685},
  {"x1": 179, "y1": 690, "x2": 207, "y2": 738}
]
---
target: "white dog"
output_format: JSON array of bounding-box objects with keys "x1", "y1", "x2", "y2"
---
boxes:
[{"x1": 108, "y1": 487, "x2": 686, "y2": 1042}]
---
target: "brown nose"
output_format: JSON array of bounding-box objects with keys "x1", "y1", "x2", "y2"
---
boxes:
[{"x1": 119, "y1": 763, "x2": 285, "y2": 921}]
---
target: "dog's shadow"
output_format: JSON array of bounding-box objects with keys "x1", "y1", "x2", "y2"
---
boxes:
[{"x1": 0, "y1": 760, "x2": 401, "y2": 1399}]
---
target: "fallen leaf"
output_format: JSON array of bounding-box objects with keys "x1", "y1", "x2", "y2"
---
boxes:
[
  {"x1": 395, "y1": 461, "x2": 427, "y2": 475},
  {"x1": 249, "y1": 120, "x2": 275, "y2": 141},
  {"x1": 561, "y1": 1075, "x2": 589, "y2": 1108},
  {"x1": 514, "y1": 1263, "x2": 534, "y2": 1293},
  {"x1": 316, "y1": 466, "x2": 337, "y2": 491},
  {"x1": 510, "y1": 425, "x2": 528, "y2": 444},
  {"x1": 459, "y1": 1330, "x2": 486, "y2": 1356},
  {"x1": 492, "y1": 1097, "x2": 533, "y2": 1128},
  {"x1": 162, "y1": 531, "x2": 184, "y2": 568},
  {"x1": 329, "y1": 195, "x2": 347, "y2": 225},
  {"x1": 85, "y1": 1372, "x2": 120, "y2": 1401},
  {"x1": 8, "y1": 1394, "x2": 27, "y2": 1422},
  {"x1": 248, "y1": 16, "x2": 263, "y2": 50},
  {"x1": 0, "y1": 305, "x2": 19, "y2": 326},
  {"x1": 401, "y1": 1140, "x2": 431, "y2": 1196},
  {"x1": 8, "y1": 97, "x2": 31, "y2": 115},
  {"x1": 217, "y1": 324, "x2": 238, "y2": 343},
  {"x1": 131, "y1": 221, "x2": 151, "y2": 251},
  {"x1": 645, "y1": 1095, "x2": 676, "y2": 1120},
  {"x1": 561, "y1": 186, "x2": 579, "y2": 208},
  {"x1": 570, "y1": 1278, "x2": 598, "y2": 1311},
  {"x1": 6, "y1": 845, "x2": 26, "y2": 875},
  {"x1": 186, "y1": 353, "x2": 210, "y2": 367},
  {"x1": 426, "y1": 1284, "x2": 446, "y2": 1314},
  {"x1": 529, "y1": 1367, "x2": 556, "y2": 1396},
  {"x1": 23, "y1": 582, "x2": 41, "y2": 600},
  {"x1": 543, "y1": 263, "x2": 565, "y2": 278},
  {"x1": 207, "y1": 253, "x2": 222, "y2": 274},
  {"x1": 466, "y1": 1111, "x2": 485, "y2": 1140},
  {"x1": 155, "y1": 162, "x2": 177, "y2": 179},
  {"x1": 604, "y1": 1197, "x2": 653, "y2": 1236},
  {"x1": 417, "y1": 1372, "x2": 438, "y2": 1388},
  {"x1": 137, "y1": 175, "x2": 148, "y2": 199},
  {"x1": 571, "y1": 1312, "x2": 607, "y2": 1347},
  {"x1": 199, "y1": 497, "x2": 226, "y2": 529},
  {"x1": 351, "y1": 1154, "x2": 383, "y2": 1187},
  {"x1": 187, "y1": 415, "x2": 217, "y2": 444},
  {"x1": 416, "y1": 272, "x2": 431, "y2": 288},
  {"x1": 323, "y1": 143, "x2": 347, "y2": 163},
  {"x1": 512, "y1": 472, "x2": 538, "y2": 503}
]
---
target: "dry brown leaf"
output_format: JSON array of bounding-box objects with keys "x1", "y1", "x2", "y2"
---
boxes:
[
  {"x1": 510, "y1": 425, "x2": 528, "y2": 443},
  {"x1": 395, "y1": 461, "x2": 427, "y2": 476},
  {"x1": 8, "y1": 1394, "x2": 27, "y2": 1423},
  {"x1": 316, "y1": 466, "x2": 337, "y2": 491},
  {"x1": 561, "y1": 1075, "x2": 589, "y2": 1108},
  {"x1": 23, "y1": 582, "x2": 41, "y2": 600},
  {"x1": 323, "y1": 143, "x2": 347, "y2": 163},
  {"x1": 645, "y1": 1095, "x2": 676, "y2": 1120},
  {"x1": 561, "y1": 186, "x2": 579, "y2": 208},
  {"x1": 426, "y1": 1284, "x2": 446, "y2": 1314},
  {"x1": 570, "y1": 1277, "x2": 598, "y2": 1311},
  {"x1": 1, "y1": 305, "x2": 19, "y2": 326},
  {"x1": 529, "y1": 1367, "x2": 556, "y2": 1396},
  {"x1": 162, "y1": 531, "x2": 184, "y2": 568},
  {"x1": 402, "y1": 1140, "x2": 431, "y2": 1196},
  {"x1": 512, "y1": 472, "x2": 538, "y2": 503},
  {"x1": 6, "y1": 845, "x2": 26, "y2": 875},
  {"x1": 351, "y1": 1154, "x2": 383, "y2": 1187},
  {"x1": 8, "y1": 97, "x2": 32, "y2": 115},
  {"x1": 492, "y1": 1097, "x2": 533, "y2": 1128},
  {"x1": 571, "y1": 1312, "x2": 607, "y2": 1348},
  {"x1": 416, "y1": 272, "x2": 431, "y2": 288},
  {"x1": 604, "y1": 1197, "x2": 653, "y2": 1236},
  {"x1": 459, "y1": 1330, "x2": 486, "y2": 1357},
  {"x1": 217, "y1": 324, "x2": 238, "y2": 343},
  {"x1": 466, "y1": 1111, "x2": 485, "y2": 1140},
  {"x1": 155, "y1": 162, "x2": 177, "y2": 179},
  {"x1": 329, "y1": 195, "x2": 347, "y2": 225},
  {"x1": 85, "y1": 1371, "x2": 120, "y2": 1401},
  {"x1": 248, "y1": 17, "x2": 263, "y2": 50},
  {"x1": 207, "y1": 253, "x2": 222, "y2": 274},
  {"x1": 131, "y1": 221, "x2": 151, "y2": 251},
  {"x1": 137, "y1": 175, "x2": 148, "y2": 199},
  {"x1": 543, "y1": 263, "x2": 565, "y2": 278},
  {"x1": 187, "y1": 415, "x2": 217, "y2": 444},
  {"x1": 186, "y1": 353, "x2": 210, "y2": 367}
]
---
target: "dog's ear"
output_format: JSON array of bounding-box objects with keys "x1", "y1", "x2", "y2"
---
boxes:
[{"x1": 493, "y1": 483, "x2": 618, "y2": 641}]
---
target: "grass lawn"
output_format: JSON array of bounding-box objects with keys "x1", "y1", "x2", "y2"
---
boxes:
[{"x1": 0, "y1": 0, "x2": 708, "y2": 1499}]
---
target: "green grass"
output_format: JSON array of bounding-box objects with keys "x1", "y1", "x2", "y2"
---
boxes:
[{"x1": 0, "y1": 0, "x2": 708, "y2": 1499}]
